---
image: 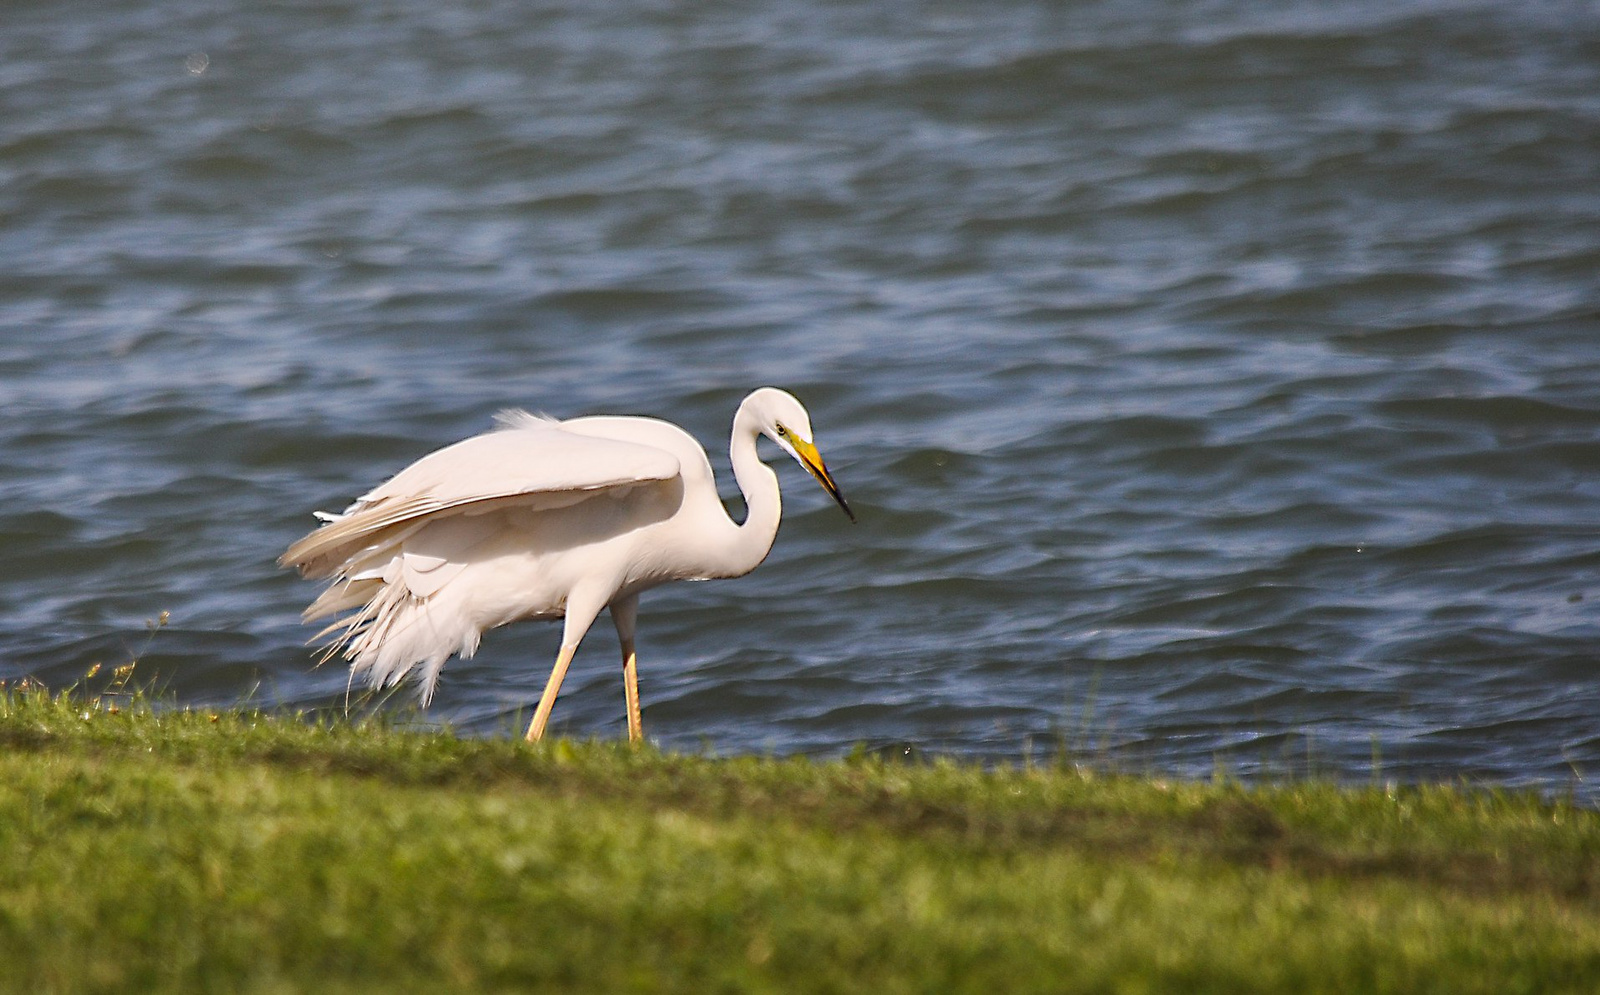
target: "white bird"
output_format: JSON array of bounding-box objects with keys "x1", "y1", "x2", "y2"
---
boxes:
[{"x1": 281, "y1": 387, "x2": 854, "y2": 743}]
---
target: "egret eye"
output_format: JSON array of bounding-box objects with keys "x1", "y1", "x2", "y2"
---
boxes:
[{"x1": 775, "y1": 424, "x2": 788, "y2": 438}]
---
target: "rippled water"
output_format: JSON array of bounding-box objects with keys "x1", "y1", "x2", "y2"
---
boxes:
[{"x1": 4, "y1": 0, "x2": 1600, "y2": 796}]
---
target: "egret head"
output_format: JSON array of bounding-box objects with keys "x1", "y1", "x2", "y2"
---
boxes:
[{"x1": 745, "y1": 387, "x2": 856, "y2": 522}]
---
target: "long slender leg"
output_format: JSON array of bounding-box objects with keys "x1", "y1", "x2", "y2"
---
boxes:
[
  {"x1": 525, "y1": 590, "x2": 607, "y2": 743},
  {"x1": 526, "y1": 643, "x2": 576, "y2": 742},
  {"x1": 611, "y1": 595, "x2": 643, "y2": 743},
  {"x1": 621, "y1": 642, "x2": 642, "y2": 743}
]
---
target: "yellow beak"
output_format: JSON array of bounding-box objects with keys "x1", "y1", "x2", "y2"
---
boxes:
[{"x1": 790, "y1": 438, "x2": 856, "y2": 522}]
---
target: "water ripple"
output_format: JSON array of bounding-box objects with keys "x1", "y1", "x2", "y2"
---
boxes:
[{"x1": 2, "y1": 0, "x2": 1599, "y2": 799}]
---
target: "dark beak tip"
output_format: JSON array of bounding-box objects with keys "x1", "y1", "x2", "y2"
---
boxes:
[{"x1": 827, "y1": 488, "x2": 856, "y2": 523}]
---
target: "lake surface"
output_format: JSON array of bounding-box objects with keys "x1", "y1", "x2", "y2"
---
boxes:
[{"x1": 5, "y1": 0, "x2": 1600, "y2": 797}]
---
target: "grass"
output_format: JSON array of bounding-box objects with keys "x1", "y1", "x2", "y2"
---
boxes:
[{"x1": 2, "y1": 688, "x2": 1599, "y2": 993}]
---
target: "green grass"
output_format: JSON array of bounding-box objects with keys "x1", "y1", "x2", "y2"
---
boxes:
[{"x1": 2, "y1": 688, "x2": 1599, "y2": 993}]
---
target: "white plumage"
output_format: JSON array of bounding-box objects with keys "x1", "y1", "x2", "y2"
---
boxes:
[{"x1": 281, "y1": 387, "x2": 853, "y2": 742}]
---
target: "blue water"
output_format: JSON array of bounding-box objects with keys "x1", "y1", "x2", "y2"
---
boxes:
[{"x1": 4, "y1": 0, "x2": 1600, "y2": 797}]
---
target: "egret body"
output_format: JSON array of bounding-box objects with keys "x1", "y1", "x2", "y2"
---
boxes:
[{"x1": 281, "y1": 387, "x2": 853, "y2": 742}]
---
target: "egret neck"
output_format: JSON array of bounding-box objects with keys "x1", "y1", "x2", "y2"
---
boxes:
[{"x1": 705, "y1": 396, "x2": 784, "y2": 580}]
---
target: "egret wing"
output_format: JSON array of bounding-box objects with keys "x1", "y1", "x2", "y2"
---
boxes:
[{"x1": 282, "y1": 412, "x2": 681, "y2": 578}]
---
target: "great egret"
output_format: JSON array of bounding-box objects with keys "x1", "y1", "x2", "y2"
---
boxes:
[{"x1": 281, "y1": 387, "x2": 854, "y2": 743}]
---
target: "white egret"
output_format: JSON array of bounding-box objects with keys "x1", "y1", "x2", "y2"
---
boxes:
[{"x1": 281, "y1": 387, "x2": 854, "y2": 743}]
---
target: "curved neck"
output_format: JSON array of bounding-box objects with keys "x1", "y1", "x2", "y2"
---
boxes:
[{"x1": 705, "y1": 402, "x2": 781, "y2": 579}]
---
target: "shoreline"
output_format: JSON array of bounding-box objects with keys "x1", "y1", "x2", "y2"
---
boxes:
[{"x1": 4, "y1": 690, "x2": 1598, "y2": 992}]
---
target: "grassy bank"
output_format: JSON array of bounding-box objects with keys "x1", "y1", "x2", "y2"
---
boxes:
[{"x1": 2, "y1": 689, "x2": 1598, "y2": 993}]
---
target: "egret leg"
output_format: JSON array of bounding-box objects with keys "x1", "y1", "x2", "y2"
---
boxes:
[
  {"x1": 621, "y1": 639, "x2": 642, "y2": 743},
  {"x1": 526, "y1": 643, "x2": 577, "y2": 742},
  {"x1": 611, "y1": 595, "x2": 643, "y2": 743}
]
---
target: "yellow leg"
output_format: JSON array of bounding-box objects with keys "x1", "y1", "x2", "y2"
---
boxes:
[
  {"x1": 621, "y1": 638, "x2": 642, "y2": 743},
  {"x1": 526, "y1": 643, "x2": 577, "y2": 742}
]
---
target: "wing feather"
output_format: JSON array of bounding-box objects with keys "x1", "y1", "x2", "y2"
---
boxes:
[{"x1": 282, "y1": 413, "x2": 681, "y2": 577}]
